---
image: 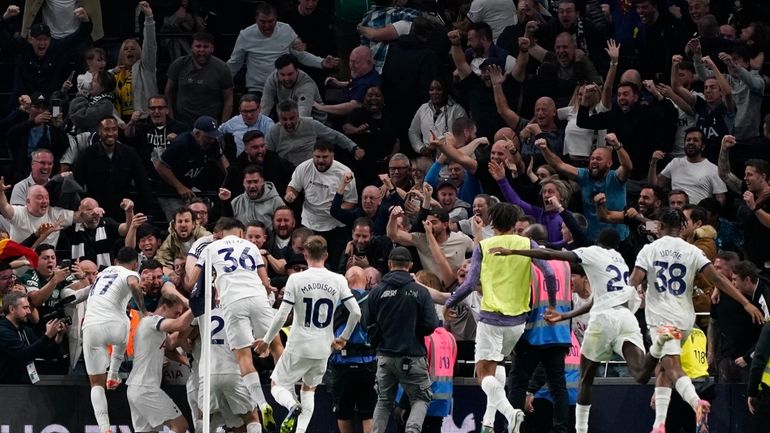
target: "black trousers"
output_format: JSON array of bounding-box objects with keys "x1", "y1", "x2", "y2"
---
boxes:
[{"x1": 508, "y1": 341, "x2": 570, "y2": 433}]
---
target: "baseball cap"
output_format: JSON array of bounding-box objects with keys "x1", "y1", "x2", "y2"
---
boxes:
[
  {"x1": 436, "y1": 180, "x2": 457, "y2": 192},
  {"x1": 480, "y1": 56, "x2": 505, "y2": 69},
  {"x1": 30, "y1": 92, "x2": 49, "y2": 107},
  {"x1": 427, "y1": 208, "x2": 450, "y2": 223},
  {"x1": 193, "y1": 115, "x2": 223, "y2": 140},
  {"x1": 285, "y1": 252, "x2": 308, "y2": 268},
  {"x1": 30, "y1": 23, "x2": 51, "y2": 38},
  {"x1": 388, "y1": 246, "x2": 413, "y2": 262}
]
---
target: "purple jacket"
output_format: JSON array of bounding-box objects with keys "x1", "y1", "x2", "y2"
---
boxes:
[{"x1": 497, "y1": 178, "x2": 564, "y2": 243}]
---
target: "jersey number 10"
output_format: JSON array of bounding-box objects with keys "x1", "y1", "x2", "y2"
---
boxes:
[{"x1": 302, "y1": 298, "x2": 334, "y2": 328}]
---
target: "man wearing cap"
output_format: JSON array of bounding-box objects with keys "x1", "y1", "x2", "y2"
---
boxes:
[
  {"x1": 73, "y1": 117, "x2": 152, "y2": 220},
  {"x1": 364, "y1": 246, "x2": 439, "y2": 433},
  {"x1": 434, "y1": 180, "x2": 471, "y2": 223},
  {"x1": 154, "y1": 115, "x2": 230, "y2": 220},
  {"x1": 387, "y1": 206, "x2": 473, "y2": 278},
  {"x1": 7, "y1": 93, "x2": 69, "y2": 181},
  {"x1": 0, "y1": 5, "x2": 92, "y2": 107}
]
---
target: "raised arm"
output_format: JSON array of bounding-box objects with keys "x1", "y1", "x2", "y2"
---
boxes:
[
  {"x1": 648, "y1": 150, "x2": 671, "y2": 190},
  {"x1": 511, "y1": 37, "x2": 531, "y2": 83},
  {"x1": 601, "y1": 40, "x2": 620, "y2": 108},
  {"x1": 448, "y1": 30, "x2": 472, "y2": 80},
  {"x1": 0, "y1": 177, "x2": 15, "y2": 220},
  {"x1": 488, "y1": 65, "x2": 523, "y2": 129},
  {"x1": 701, "y1": 264, "x2": 764, "y2": 324},
  {"x1": 671, "y1": 55, "x2": 697, "y2": 108},
  {"x1": 431, "y1": 132, "x2": 479, "y2": 174},
  {"x1": 605, "y1": 133, "x2": 632, "y2": 182},
  {"x1": 423, "y1": 220, "x2": 456, "y2": 289},
  {"x1": 703, "y1": 55, "x2": 734, "y2": 110},
  {"x1": 386, "y1": 206, "x2": 414, "y2": 246},
  {"x1": 718, "y1": 135, "x2": 743, "y2": 193},
  {"x1": 594, "y1": 193, "x2": 625, "y2": 224},
  {"x1": 535, "y1": 138, "x2": 578, "y2": 179}
]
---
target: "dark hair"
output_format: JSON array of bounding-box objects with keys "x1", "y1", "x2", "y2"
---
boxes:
[
  {"x1": 273, "y1": 205, "x2": 294, "y2": 216},
  {"x1": 147, "y1": 94, "x2": 168, "y2": 105},
  {"x1": 139, "y1": 258, "x2": 163, "y2": 273},
  {"x1": 640, "y1": 184, "x2": 666, "y2": 202},
  {"x1": 84, "y1": 47, "x2": 106, "y2": 61},
  {"x1": 173, "y1": 206, "x2": 194, "y2": 221},
  {"x1": 517, "y1": 215, "x2": 536, "y2": 224},
  {"x1": 668, "y1": 189, "x2": 690, "y2": 203},
  {"x1": 490, "y1": 203, "x2": 523, "y2": 232},
  {"x1": 353, "y1": 217, "x2": 373, "y2": 231},
  {"x1": 746, "y1": 158, "x2": 770, "y2": 179},
  {"x1": 468, "y1": 21, "x2": 493, "y2": 41},
  {"x1": 188, "y1": 197, "x2": 209, "y2": 209},
  {"x1": 95, "y1": 70, "x2": 116, "y2": 93},
  {"x1": 523, "y1": 224, "x2": 548, "y2": 243},
  {"x1": 596, "y1": 228, "x2": 621, "y2": 250},
  {"x1": 716, "y1": 250, "x2": 740, "y2": 262},
  {"x1": 275, "y1": 53, "x2": 299, "y2": 70},
  {"x1": 732, "y1": 260, "x2": 759, "y2": 283},
  {"x1": 277, "y1": 99, "x2": 298, "y2": 113},
  {"x1": 136, "y1": 223, "x2": 161, "y2": 241},
  {"x1": 683, "y1": 126, "x2": 704, "y2": 138},
  {"x1": 697, "y1": 197, "x2": 721, "y2": 216},
  {"x1": 34, "y1": 243, "x2": 55, "y2": 255},
  {"x1": 313, "y1": 140, "x2": 335, "y2": 152},
  {"x1": 243, "y1": 130, "x2": 265, "y2": 144},
  {"x1": 658, "y1": 207, "x2": 686, "y2": 230},
  {"x1": 246, "y1": 220, "x2": 267, "y2": 231},
  {"x1": 617, "y1": 81, "x2": 640, "y2": 94},
  {"x1": 255, "y1": 1, "x2": 276, "y2": 16},
  {"x1": 683, "y1": 204, "x2": 707, "y2": 226},
  {"x1": 192, "y1": 31, "x2": 215, "y2": 45},
  {"x1": 158, "y1": 293, "x2": 182, "y2": 309},
  {"x1": 570, "y1": 263, "x2": 586, "y2": 276},
  {"x1": 116, "y1": 246, "x2": 138, "y2": 264},
  {"x1": 239, "y1": 93, "x2": 260, "y2": 106},
  {"x1": 573, "y1": 212, "x2": 588, "y2": 230},
  {"x1": 214, "y1": 217, "x2": 245, "y2": 232},
  {"x1": 243, "y1": 164, "x2": 264, "y2": 177}
]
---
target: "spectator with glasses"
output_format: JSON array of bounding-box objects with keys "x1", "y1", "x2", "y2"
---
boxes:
[
  {"x1": 124, "y1": 95, "x2": 189, "y2": 179},
  {"x1": 219, "y1": 93, "x2": 275, "y2": 157},
  {"x1": 10, "y1": 149, "x2": 54, "y2": 206}
]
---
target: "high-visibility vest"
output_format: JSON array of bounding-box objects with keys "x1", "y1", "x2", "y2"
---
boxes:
[
  {"x1": 425, "y1": 328, "x2": 457, "y2": 417},
  {"x1": 479, "y1": 235, "x2": 533, "y2": 317},
  {"x1": 524, "y1": 259, "x2": 572, "y2": 346},
  {"x1": 535, "y1": 331, "x2": 581, "y2": 405},
  {"x1": 680, "y1": 328, "x2": 708, "y2": 379}
]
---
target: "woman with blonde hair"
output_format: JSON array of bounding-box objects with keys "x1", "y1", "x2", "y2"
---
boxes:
[{"x1": 113, "y1": 1, "x2": 158, "y2": 121}]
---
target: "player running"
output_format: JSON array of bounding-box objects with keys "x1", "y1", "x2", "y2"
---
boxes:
[
  {"x1": 491, "y1": 228, "x2": 650, "y2": 433},
  {"x1": 253, "y1": 236, "x2": 361, "y2": 433},
  {"x1": 629, "y1": 208, "x2": 764, "y2": 433},
  {"x1": 82, "y1": 247, "x2": 148, "y2": 433}
]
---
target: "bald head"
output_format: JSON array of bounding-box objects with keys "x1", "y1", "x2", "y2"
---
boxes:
[
  {"x1": 26, "y1": 185, "x2": 50, "y2": 217},
  {"x1": 350, "y1": 46, "x2": 374, "y2": 79},
  {"x1": 345, "y1": 266, "x2": 368, "y2": 289},
  {"x1": 523, "y1": 223, "x2": 549, "y2": 243},
  {"x1": 79, "y1": 260, "x2": 99, "y2": 284},
  {"x1": 79, "y1": 197, "x2": 102, "y2": 228},
  {"x1": 364, "y1": 266, "x2": 381, "y2": 288},
  {"x1": 494, "y1": 127, "x2": 515, "y2": 142},
  {"x1": 620, "y1": 69, "x2": 642, "y2": 86}
]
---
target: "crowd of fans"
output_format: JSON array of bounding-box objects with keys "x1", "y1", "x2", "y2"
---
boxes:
[{"x1": 2, "y1": 0, "x2": 770, "y2": 429}]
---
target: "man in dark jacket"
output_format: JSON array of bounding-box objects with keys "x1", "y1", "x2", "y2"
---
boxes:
[
  {"x1": 222, "y1": 130, "x2": 295, "y2": 198},
  {"x1": 0, "y1": 292, "x2": 65, "y2": 384},
  {"x1": 364, "y1": 246, "x2": 439, "y2": 433}
]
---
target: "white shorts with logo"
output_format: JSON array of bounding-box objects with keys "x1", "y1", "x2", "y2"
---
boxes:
[
  {"x1": 581, "y1": 307, "x2": 645, "y2": 362},
  {"x1": 271, "y1": 350, "x2": 328, "y2": 388},
  {"x1": 648, "y1": 325, "x2": 691, "y2": 358},
  {"x1": 224, "y1": 296, "x2": 274, "y2": 350},
  {"x1": 474, "y1": 322, "x2": 526, "y2": 363},
  {"x1": 127, "y1": 385, "x2": 182, "y2": 431},
  {"x1": 82, "y1": 320, "x2": 129, "y2": 375},
  {"x1": 199, "y1": 374, "x2": 253, "y2": 428}
]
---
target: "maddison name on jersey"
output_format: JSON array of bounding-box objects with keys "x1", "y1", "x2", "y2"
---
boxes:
[{"x1": 300, "y1": 282, "x2": 338, "y2": 295}]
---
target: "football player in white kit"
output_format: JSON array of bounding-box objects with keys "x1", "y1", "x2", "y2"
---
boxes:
[
  {"x1": 184, "y1": 217, "x2": 275, "y2": 421},
  {"x1": 198, "y1": 306, "x2": 263, "y2": 433},
  {"x1": 82, "y1": 247, "x2": 148, "y2": 433},
  {"x1": 126, "y1": 294, "x2": 193, "y2": 433},
  {"x1": 497, "y1": 229, "x2": 650, "y2": 433},
  {"x1": 629, "y1": 208, "x2": 764, "y2": 433},
  {"x1": 253, "y1": 236, "x2": 362, "y2": 433}
]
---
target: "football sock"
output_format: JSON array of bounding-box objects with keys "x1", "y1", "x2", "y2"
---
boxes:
[
  {"x1": 653, "y1": 387, "x2": 672, "y2": 427},
  {"x1": 90, "y1": 386, "x2": 111, "y2": 433},
  {"x1": 271, "y1": 384, "x2": 298, "y2": 410},
  {"x1": 575, "y1": 404, "x2": 591, "y2": 433},
  {"x1": 674, "y1": 376, "x2": 701, "y2": 410},
  {"x1": 481, "y1": 375, "x2": 515, "y2": 424},
  {"x1": 296, "y1": 390, "x2": 315, "y2": 433}
]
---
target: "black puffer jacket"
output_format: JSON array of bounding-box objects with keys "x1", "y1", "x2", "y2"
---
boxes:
[{"x1": 364, "y1": 270, "x2": 439, "y2": 357}]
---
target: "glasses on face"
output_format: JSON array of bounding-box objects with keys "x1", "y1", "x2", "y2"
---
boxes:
[
  {"x1": 389, "y1": 166, "x2": 409, "y2": 172},
  {"x1": 291, "y1": 265, "x2": 308, "y2": 272},
  {"x1": 148, "y1": 105, "x2": 167, "y2": 111},
  {"x1": 240, "y1": 108, "x2": 258, "y2": 114}
]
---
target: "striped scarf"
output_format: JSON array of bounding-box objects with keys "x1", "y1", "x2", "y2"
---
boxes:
[{"x1": 71, "y1": 222, "x2": 111, "y2": 268}]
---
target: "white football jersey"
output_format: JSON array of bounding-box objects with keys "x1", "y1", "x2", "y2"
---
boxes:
[
  {"x1": 635, "y1": 236, "x2": 711, "y2": 330},
  {"x1": 574, "y1": 246, "x2": 635, "y2": 313},
  {"x1": 283, "y1": 267, "x2": 355, "y2": 360},
  {"x1": 126, "y1": 315, "x2": 167, "y2": 388},
  {"x1": 198, "y1": 307, "x2": 239, "y2": 376},
  {"x1": 82, "y1": 265, "x2": 140, "y2": 329},
  {"x1": 197, "y1": 235, "x2": 267, "y2": 306}
]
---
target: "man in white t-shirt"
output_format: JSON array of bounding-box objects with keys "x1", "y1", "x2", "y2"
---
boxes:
[
  {"x1": 82, "y1": 247, "x2": 148, "y2": 433},
  {"x1": 284, "y1": 141, "x2": 358, "y2": 268},
  {"x1": 629, "y1": 208, "x2": 764, "y2": 433},
  {"x1": 185, "y1": 217, "x2": 275, "y2": 417},
  {"x1": 0, "y1": 177, "x2": 88, "y2": 247},
  {"x1": 649, "y1": 128, "x2": 727, "y2": 205},
  {"x1": 254, "y1": 236, "x2": 361, "y2": 433},
  {"x1": 126, "y1": 295, "x2": 193, "y2": 433}
]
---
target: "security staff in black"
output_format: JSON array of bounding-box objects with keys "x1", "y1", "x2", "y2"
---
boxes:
[
  {"x1": 364, "y1": 247, "x2": 439, "y2": 433},
  {"x1": 748, "y1": 319, "x2": 770, "y2": 431}
]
